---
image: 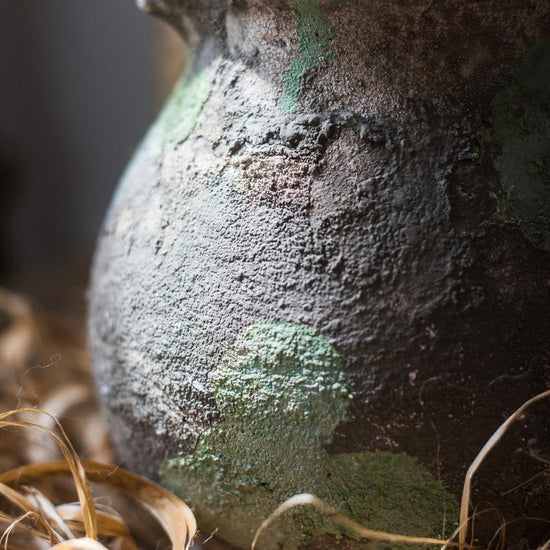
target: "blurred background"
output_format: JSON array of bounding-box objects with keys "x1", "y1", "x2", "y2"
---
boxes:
[
  {"x1": 0, "y1": 0, "x2": 184, "y2": 314},
  {"x1": 0, "y1": 1, "x2": 184, "y2": 470}
]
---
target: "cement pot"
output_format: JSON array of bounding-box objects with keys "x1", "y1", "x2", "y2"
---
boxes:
[{"x1": 90, "y1": 0, "x2": 550, "y2": 547}]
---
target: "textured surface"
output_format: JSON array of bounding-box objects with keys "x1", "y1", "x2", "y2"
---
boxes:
[
  {"x1": 90, "y1": 1, "x2": 550, "y2": 546},
  {"x1": 161, "y1": 322, "x2": 456, "y2": 548},
  {"x1": 492, "y1": 40, "x2": 550, "y2": 251}
]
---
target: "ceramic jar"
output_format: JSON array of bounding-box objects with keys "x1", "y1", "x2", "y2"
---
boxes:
[{"x1": 90, "y1": 1, "x2": 550, "y2": 546}]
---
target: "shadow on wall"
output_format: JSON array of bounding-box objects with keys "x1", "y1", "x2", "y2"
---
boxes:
[{"x1": 0, "y1": 1, "x2": 173, "y2": 283}]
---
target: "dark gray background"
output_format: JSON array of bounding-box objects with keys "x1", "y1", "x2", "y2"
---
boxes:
[{"x1": 0, "y1": 1, "x2": 160, "y2": 283}]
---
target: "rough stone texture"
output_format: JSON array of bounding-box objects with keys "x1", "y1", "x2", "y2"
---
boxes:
[
  {"x1": 90, "y1": 1, "x2": 550, "y2": 547},
  {"x1": 161, "y1": 322, "x2": 457, "y2": 547}
]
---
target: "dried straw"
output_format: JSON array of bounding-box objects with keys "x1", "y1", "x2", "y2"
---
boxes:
[
  {"x1": 0, "y1": 460, "x2": 197, "y2": 550},
  {"x1": 0, "y1": 409, "x2": 196, "y2": 550},
  {"x1": 251, "y1": 493, "x2": 470, "y2": 549},
  {"x1": 457, "y1": 389, "x2": 550, "y2": 547}
]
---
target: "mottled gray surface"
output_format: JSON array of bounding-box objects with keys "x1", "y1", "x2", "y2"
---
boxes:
[{"x1": 90, "y1": 1, "x2": 550, "y2": 546}]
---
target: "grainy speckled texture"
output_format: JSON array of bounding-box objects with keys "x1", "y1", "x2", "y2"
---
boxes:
[
  {"x1": 160, "y1": 322, "x2": 457, "y2": 548},
  {"x1": 90, "y1": 1, "x2": 550, "y2": 546}
]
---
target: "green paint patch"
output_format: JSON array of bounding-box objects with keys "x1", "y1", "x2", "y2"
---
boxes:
[
  {"x1": 161, "y1": 323, "x2": 457, "y2": 549},
  {"x1": 282, "y1": 0, "x2": 337, "y2": 112},
  {"x1": 491, "y1": 40, "x2": 550, "y2": 251},
  {"x1": 155, "y1": 69, "x2": 211, "y2": 150},
  {"x1": 128, "y1": 68, "x2": 211, "y2": 161}
]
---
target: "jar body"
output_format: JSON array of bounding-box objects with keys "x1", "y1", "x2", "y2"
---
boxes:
[{"x1": 90, "y1": 1, "x2": 550, "y2": 546}]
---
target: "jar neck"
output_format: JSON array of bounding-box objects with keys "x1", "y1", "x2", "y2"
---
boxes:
[{"x1": 146, "y1": 0, "x2": 550, "y2": 120}]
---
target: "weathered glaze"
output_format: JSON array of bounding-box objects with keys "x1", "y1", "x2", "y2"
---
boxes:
[
  {"x1": 161, "y1": 323, "x2": 457, "y2": 546},
  {"x1": 90, "y1": 1, "x2": 550, "y2": 547}
]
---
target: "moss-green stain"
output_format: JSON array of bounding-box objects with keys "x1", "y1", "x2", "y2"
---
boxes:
[
  {"x1": 282, "y1": 0, "x2": 337, "y2": 112},
  {"x1": 154, "y1": 68, "x2": 211, "y2": 151},
  {"x1": 491, "y1": 40, "x2": 550, "y2": 251},
  {"x1": 110, "y1": 68, "x2": 210, "y2": 207},
  {"x1": 161, "y1": 323, "x2": 457, "y2": 549}
]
